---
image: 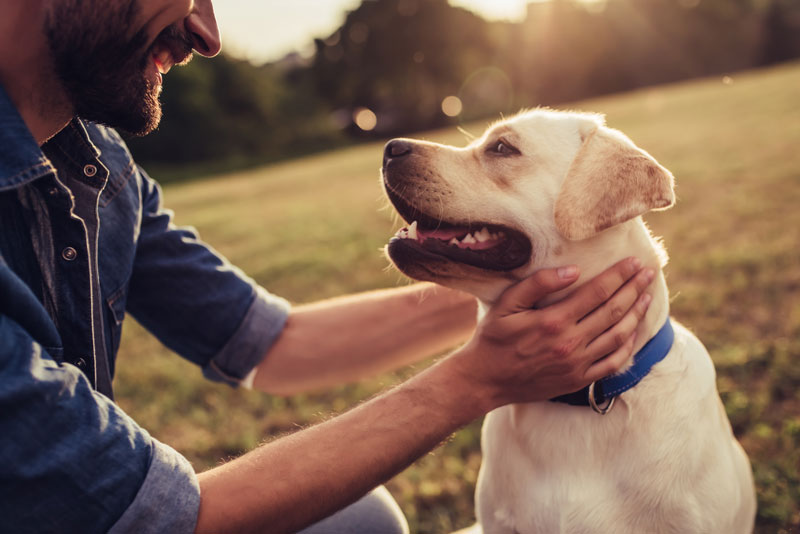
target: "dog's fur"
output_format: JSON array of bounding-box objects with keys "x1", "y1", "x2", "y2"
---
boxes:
[{"x1": 381, "y1": 109, "x2": 756, "y2": 533}]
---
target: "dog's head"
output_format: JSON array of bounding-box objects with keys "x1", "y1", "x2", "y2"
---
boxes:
[{"x1": 381, "y1": 109, "x2": 675, "y2": 302}]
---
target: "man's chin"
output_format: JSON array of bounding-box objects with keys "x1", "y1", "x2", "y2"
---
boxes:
[
  {"x1": 74, "y1": 86, "x2": 162, "y2": 136},
  {"x1": 121, "y1": 102, "x2": 162, "y2": 137}
]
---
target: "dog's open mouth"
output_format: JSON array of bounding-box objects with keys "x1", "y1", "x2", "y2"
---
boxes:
[{"x1": 386, "y1": 187, "x2": 531, "y2": 271}]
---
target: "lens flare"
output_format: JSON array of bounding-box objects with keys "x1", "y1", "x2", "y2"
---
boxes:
[
  {"x1": 441, "y1": 96, "x2": 463, "y2": 117},
  {"x1": 353, "y1": 107, "x2": 377, "y2": 131}
]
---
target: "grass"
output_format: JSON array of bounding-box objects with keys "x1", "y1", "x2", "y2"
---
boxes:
[{"x1": 116, "y1": 61, "x2": 800, "y2": 533}]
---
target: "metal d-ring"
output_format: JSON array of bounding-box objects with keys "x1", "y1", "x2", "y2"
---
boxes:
[{"x1": 588, "y1": 381, "x2": 615, "y2": 415}]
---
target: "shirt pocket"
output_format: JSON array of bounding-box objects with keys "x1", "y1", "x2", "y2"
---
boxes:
[{"x1": 105, "y1": 285, "x2": 128, "y2": 362}]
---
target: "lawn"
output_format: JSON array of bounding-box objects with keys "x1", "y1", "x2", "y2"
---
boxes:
[{"x1": 116, "y1": 61, "x2": 800, "y2": 532}]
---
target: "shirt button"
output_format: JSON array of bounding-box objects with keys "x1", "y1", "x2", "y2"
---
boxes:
[
  {"x1": 48, "y1": 187, "x2": 59, "y2": 196},
  {"x1": 83, "y1": 164, "x2": 98, "y2": 177},
  {"x1": 75, "y1": 357, "x2": 87, "y2": 370},
  {"x1": 61, "y1": 247, "x2": 78, "y2": 261}
]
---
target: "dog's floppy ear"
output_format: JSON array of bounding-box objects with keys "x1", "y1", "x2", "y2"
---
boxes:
[{"x1": 554, "y1": 125, "x2": 675, "y2": 241}]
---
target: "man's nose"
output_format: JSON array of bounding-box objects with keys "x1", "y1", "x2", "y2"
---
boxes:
[{"x1": 185, "y1": 0, "x2": 221, "y2": 57}]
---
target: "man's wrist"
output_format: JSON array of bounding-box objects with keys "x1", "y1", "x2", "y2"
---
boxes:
[{"x1": 420, "y1": 351, "x2": 498, "y2": 424}]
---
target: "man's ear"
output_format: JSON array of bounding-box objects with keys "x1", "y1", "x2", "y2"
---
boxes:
[{"x1": 554, "y1": 126, "x2": 675, "y2": 241}]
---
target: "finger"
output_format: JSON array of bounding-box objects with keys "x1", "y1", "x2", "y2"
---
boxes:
[
  {"x1": 494, "y1": 265, "x2": 580, "y2": 315},
  {"x1": 559, "y1": 257, "x2": 643, "y2": 321},
  {"x1": 578, "y1": 267, "x2": 655, "y2": 338},
  {"x1": 584, "y1": 331, "x2": 637, "y2": 382},
  {"x1": 584, "y1": 291, "x2": 651, "y2": 357}
]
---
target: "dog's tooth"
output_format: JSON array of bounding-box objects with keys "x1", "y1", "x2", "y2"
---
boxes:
[
  {"x1": 475, "y1": 227, "x2": 490, "y2": 242},
  {"x1": 408, "y1": 221, "x2": 418, "y2": 240},
  {"x1": 449, "y1": 238, "x2": 460, "y2": 246},
  {"x1": 462, "y1": 233, "x2": 477, "y2": 244}
]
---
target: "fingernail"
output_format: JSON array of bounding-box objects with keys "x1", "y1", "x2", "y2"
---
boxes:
[
  {"x1": 638, "y1": 293, "x2": 652, "y2": 310},
  {"x1": 644, "y1": 268, "x2": 655, "y2": 283},
  {"x1": 558, "y1": 265, "x2": 579, "y2": 279},
  {"x1": 630, "y1": 257, "x2": 643, "y2": 270}
]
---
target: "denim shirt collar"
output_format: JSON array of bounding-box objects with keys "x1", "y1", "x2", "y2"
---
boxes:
[{"x1": 0, "y1": 83, "x2": 101, "y2": 192}]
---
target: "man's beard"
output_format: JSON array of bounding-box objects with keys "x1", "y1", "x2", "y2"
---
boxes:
[{"x1": 45, "y1": 1, "x2": 192, "y2": 136}]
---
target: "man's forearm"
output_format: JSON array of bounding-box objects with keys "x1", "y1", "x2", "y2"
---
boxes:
[
  {"x1": 253, "y1": 283, "x2": 477, "y2": 395},
  {"x1": 195, "y1": 356, "x2": 487, "y2": 534}
]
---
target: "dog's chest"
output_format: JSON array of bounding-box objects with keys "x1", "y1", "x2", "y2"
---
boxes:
[
  {"x1": 477, "y1": 404, "x2": 647, "y2": 533},
  {"x1": 474, "y1": 325, "x2": 737, "y2": 533}
]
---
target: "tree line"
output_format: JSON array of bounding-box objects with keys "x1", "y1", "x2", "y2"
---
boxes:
[{"x1": 126, "y1": 0, "x2": 800, "y2": 180}]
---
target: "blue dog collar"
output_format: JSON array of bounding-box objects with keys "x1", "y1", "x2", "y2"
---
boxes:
[{"x1": 550, "y1": 319, "x2": 675, "y2": 413}]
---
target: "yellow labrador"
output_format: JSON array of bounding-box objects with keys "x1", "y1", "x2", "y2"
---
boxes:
[{"x1": 381, "y1": 109, "x2": 756, "y2": 534}]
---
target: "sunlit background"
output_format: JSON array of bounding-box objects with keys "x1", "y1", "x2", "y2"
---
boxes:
[
  {"x1": 129, "y1": 0, "x2": 800, "y2": 176},
  {"x1": 116, "y1": 3, "x2": 800, "y2": 532}
]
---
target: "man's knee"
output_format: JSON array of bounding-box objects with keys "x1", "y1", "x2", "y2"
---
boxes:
[{"x1": 299, "y1": 486, "x2": 409, "y2": 534}]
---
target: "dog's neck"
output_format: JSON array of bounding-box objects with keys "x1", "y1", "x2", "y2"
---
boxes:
[{"x1": 479, "y1": 218, "x2": 670, "y2": 364}]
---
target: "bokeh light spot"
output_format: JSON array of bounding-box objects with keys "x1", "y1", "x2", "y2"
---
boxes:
[
  {"x1": 353, "y1": 107, "x2": 377, "y2": 131},
  {"x1": 441, "y1": 96, "x2": 463, "y2": 117}
]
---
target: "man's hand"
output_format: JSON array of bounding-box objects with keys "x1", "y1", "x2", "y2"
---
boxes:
[{"x1": 450, "y1": 257, "x2": 654, "y2": 410}]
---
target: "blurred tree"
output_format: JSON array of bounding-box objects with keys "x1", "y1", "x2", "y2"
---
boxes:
[
  {"x1": 761, "y1": 0, "x2": 800, "y2": 65},
  {"x1": 126, "y1": 55, "x2": 344, "y2": 176},
  {"x1": 310, "y1": 0, "x2": 503, "y2": 134}
]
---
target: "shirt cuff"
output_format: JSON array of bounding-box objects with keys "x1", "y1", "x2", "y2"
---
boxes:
[
  {"x1": 108, "y1": 438, "x2": 200, "y2": 534},
  {"x1": 203, "y1": 285, "x2": 291, "y2": 387}
]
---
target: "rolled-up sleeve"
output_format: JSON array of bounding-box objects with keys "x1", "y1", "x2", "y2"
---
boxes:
[
  {"x1": 0, "y1": 314, "x2": 200, "y2": 534},
  {"x1": 126, "y1": 171, "x2": 290, "y2": 385},
  {"x1": 108, "y1": 439, "x2": 199, "y2": 534},
  {"x1": 202, "y1": 285, "x2": 290, "y2": 386}
]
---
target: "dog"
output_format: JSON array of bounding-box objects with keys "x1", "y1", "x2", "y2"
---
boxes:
[{"x1": 380, "y1": 109, "x2": 756, "y2": 533}]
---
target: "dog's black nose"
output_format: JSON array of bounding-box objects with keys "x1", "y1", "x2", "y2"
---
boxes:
[{"x1": 384, "y1": 139, "x2": 412, "y2": 162}]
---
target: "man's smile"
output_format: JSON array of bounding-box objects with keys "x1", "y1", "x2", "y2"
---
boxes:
[{"x1": 146, "y1": 27, "x2": 193, "y2": 85}]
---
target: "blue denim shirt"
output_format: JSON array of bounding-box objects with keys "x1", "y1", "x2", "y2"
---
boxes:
[{"x1": 0, "y1": 84, "x2": 291, "y2": 533}]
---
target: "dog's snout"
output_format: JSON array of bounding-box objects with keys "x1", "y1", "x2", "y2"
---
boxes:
[{"x1": 384, "y1": 139, "x2": 413, "y2": 164}]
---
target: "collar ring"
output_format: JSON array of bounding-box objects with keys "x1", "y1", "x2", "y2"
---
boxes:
[{"x1": 588, "y1": 381, "x2": 615, "y2": 415}]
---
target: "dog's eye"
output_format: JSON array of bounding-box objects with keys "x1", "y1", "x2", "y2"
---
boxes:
[{"x1": 488, "y1": 139, "x2": 519, "y2": 156}]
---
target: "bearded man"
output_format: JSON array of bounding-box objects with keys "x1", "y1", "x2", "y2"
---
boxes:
[{"x1": 0, "y1": 1, "x2": 654, "y2": 533}]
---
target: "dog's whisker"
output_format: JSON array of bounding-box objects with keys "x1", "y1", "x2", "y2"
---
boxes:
[{"x1": 457, "y1": 126, "x2": 476, "y2": 142}]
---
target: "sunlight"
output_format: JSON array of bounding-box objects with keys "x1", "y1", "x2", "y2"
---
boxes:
[{"x1": 450, "y1": 0, "x2": 530, "y2": 22}]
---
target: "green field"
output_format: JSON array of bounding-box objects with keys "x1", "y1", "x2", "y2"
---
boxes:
[{"x1": 116, "y1": 62, "x2": 800, "y2": 532}]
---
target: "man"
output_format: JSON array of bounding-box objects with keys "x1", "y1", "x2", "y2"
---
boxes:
[{"x1": 0, "y1": 1, "x2": 654, "y2": 533}]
